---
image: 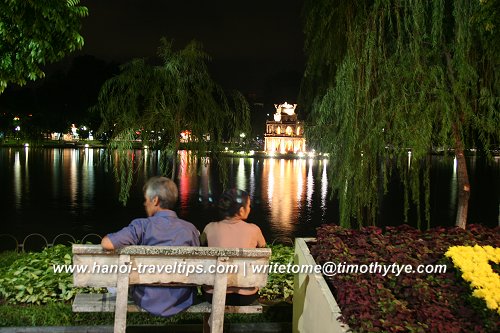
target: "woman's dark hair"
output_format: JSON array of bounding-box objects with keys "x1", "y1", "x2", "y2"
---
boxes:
[{"x1": 218, "y1": 189, "x2": 249, "y2": 218}]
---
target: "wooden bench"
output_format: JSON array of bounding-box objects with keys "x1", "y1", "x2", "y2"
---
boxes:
[{"x1": 72, "y1": 244, "x2": 271, "y2": 333}]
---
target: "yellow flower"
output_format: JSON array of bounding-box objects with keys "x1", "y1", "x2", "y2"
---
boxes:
[{"x1": 447, "y1": 245, "x2": 500, "y2": 313}]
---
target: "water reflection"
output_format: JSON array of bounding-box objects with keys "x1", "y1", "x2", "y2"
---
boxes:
[
  {"x1": 13, "y1": 151, "x2": 21, "y2": 208},
  {"x1": 321, "y1": 159, "x2": 328, "y2": 216},
  {"x1": 249, "y1": 159, "x2": 255, "y2": 198},
  {"x1": 236, "y1": 158, "x2": 245, "y2": 190},
  {"x1": 266, "y1": 158, "x2": 275, "y2": 203},
  {"x1": 178, "y1": 150, "x2": 192, "y2": 215},
  {"x1": 52, "y1": 149, "x2": 61, "y2": 201},
  {"x1": 177, "y1": 151, "x2": 215, "y2": 217},
  {"x1": 69, "y1": 149, "x2": 78, "y2": 207},
  {"x1": 24, "y1": 147, "x2": 29, "y2": 196},
  {"x1": 82, "y1": 148, "x2": 95, "y2": 209},
  {"x1": 261, "y1": 158, "x2": 308, "y2": 235},
  {"x1": 307, "y1": 159, "x2": 314, "y2": 209},
  {"x1": 2, "y1": 148, "x2": 499, "y2": 241},
  {"x1": 198, "y1": 158, "x2": 213, "y2": 205},
  {"x1": 296, "y1": 160, "x2": 304, "y2": 208}
]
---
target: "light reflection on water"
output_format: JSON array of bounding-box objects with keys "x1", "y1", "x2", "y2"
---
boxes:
[
  {"x1": 321, "y1": 159, "x2": 328, "y2": 216},
  {"x1": 307, "y1": 159, "x2": 314, "y2": 210},
  {"x1": 69, "y1": 149, "x2": 78, "y2": 208},
  {"x1": 13, "y1": 151, "x2": 21, "y2": 209},
  {"x1": 1, "y1": 148, "x2": 499, "y2": 242},
  {"x1": 82, "y1": 147, "x2": 95, "y2": 209},
  {"x1": 262, "y1": 158, "x2": 309, "y2": 237}
]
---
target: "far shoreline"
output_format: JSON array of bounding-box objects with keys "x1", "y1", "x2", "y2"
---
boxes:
[{"x1": 0, "y1": 139, "x2": 497, "y2": 157}]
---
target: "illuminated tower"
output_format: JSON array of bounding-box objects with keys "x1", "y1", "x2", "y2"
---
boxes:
[{"x1": 264, "y1": 102, "x2": 305, "y2": 153}]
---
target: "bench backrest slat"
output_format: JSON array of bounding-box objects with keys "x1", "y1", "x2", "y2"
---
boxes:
[
  {"x1": 72, "y1": 244, "x2": 271, "y2": 288},
  {"x1": 73, "y1": 244, "x2": 270, "y2": 257}
]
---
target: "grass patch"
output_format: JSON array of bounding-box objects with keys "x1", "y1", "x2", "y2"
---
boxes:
[{"x1": 0, "y1": 302, "x2": 291, "y2": 327}]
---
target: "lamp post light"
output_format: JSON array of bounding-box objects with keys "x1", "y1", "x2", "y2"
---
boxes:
[{"x1": 239, "y1": 132, "x2": 246, "y2": 149}]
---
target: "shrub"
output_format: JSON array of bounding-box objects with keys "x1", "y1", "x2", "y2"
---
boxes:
[
  {"x1": 259, "y1": 244, "x2": 295, "y2": 302},
  {"x1": 0, "y1": 245, "x2": 78, "y2": 304}
]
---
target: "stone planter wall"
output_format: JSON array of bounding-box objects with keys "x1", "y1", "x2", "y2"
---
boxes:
[{"x1": 293, "y1": 238, "x2": 349, "y2": 333}]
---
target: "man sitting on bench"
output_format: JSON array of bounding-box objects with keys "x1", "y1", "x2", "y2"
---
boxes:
[{"x1": 101, "y1": 176, "x2": 200, "y2": 316}]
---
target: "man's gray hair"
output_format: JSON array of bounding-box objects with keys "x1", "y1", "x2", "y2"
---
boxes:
[{"x1": 143, "y1": 176, "x2": 178, "y2": 209}]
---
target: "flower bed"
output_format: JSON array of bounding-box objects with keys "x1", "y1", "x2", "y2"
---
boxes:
[{"x1": 310, "y1": 224, "x2": 500, "y2": 333}]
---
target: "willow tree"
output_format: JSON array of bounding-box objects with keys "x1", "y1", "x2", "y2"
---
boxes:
[
  {"x1": 302, "y1": 0, "x2": 500, "y2": 229},
  {"x1": 94, "y1": 39, "x2": 250, "y2": 204}
]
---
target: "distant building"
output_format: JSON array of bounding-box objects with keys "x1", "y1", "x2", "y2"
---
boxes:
[{"x1": 264, "y1": 102, "x2": 305, "y2": 153}]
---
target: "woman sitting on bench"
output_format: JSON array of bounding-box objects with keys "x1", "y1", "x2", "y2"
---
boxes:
[{"x1": 200, "y1": 188, "x2": 267, "y2": 305}]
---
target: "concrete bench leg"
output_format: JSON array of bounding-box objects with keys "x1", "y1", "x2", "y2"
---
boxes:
[
  {"x1": 114, "y1": 254, "x2": 130, "y2": 333},
  {"x1": 209, "y1": 256, "x2": 229, "y2": 333}
]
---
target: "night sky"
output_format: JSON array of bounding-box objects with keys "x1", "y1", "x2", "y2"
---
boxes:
[{"x1": 78, "y1": 0, "x2": 305, "y2": 103}]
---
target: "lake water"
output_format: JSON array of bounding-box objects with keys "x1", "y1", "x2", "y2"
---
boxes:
[{"x1": 0, "y1": 147, "x2": 499, "y2": 243}]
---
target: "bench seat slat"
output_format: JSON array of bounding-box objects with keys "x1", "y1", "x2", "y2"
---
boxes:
[{"x1": 72, "y1": 293, "x2": 263, "y2": 314}]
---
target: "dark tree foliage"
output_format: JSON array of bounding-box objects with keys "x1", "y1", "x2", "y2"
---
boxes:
[{"x1": 0, "y1": 0, "x2": 88, "y2": 93}]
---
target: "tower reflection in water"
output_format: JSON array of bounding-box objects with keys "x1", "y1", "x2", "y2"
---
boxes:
[{"x1": 260, "y1": 158, "x2": 329, "y2": 238}]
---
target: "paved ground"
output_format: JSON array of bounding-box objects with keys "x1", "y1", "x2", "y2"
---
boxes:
[{"x1": 0, "y1": 322, "x2": 291, "y2": 333}]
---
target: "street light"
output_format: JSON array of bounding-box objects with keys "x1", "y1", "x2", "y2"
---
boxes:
[{"x1": 238, "y1": 133, "x2": 246, "y2": 150}]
